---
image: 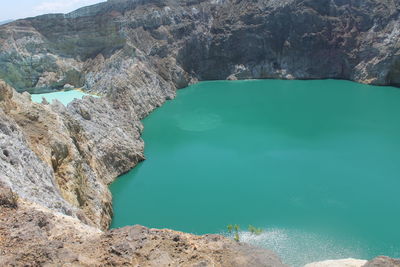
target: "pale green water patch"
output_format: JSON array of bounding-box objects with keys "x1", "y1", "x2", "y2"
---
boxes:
[
  {"x1": 31, "y1": 90, "x2": 96, "y2": 105},
  {"x1": 110, "y1": 79, "x2": 400, "y2": 266}
]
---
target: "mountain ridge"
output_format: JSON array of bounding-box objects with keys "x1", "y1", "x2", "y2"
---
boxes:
[{"x1": 0, "y1": 0, "x2": 399, "y2": 94}]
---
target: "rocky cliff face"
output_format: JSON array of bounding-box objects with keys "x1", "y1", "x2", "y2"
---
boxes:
[
  {"x1": 0, "y1": 0, "x2": 399, "y2": 266},
  {"x1": 0, "y1": 0, "x2": 399, "y2": 95},
  {"x1": 0, "y1": 79, "x2": 145, "y2": 229}
]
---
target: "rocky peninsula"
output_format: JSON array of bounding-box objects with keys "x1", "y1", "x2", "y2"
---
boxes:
[{"x1": 0, "y1": 0, "x2": 399, "y2": 266}]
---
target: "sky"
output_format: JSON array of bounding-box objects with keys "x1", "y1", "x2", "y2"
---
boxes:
[{"x1": 0, "y1": 0, "x2": 106, "y2": 21}]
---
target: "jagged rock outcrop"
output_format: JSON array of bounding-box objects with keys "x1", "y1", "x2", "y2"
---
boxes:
[
  {"x1": 0, "y1": 79, "x2": 145, "y2": 229},
  {"x1": 363, "y1": 257, "x2": 400, "y2": 267},
  {"x1": 0, "y1": 83, "x2": 80, "y2": 218}
]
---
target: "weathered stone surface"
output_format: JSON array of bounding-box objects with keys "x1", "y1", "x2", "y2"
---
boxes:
[
  {"x1": 0, "y1": 80, "x2": 145, "y2": 229},
  {"x1": 0, "y1": 0, "x2": 399, "y2": 94},
  {"x1": 363, "y1": 256, "x2": 400, "y2": 267},
  {"x1": 0, "y1": 199, "x2": 287, "y2": 267},
  {"x1": 0, "y1": 83, "x2": 79, "y2": 218}
]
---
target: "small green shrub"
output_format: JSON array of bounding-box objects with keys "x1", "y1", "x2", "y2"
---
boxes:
[
  {"x1": 248, "y1": 225, "x2": 264, "y2": 235},
  {"x1": 227, "y1": 224, "x2": 240, "y2": 242},
  {"x1": 226, "y1": 224, "x2": 264, "y2": 242}
]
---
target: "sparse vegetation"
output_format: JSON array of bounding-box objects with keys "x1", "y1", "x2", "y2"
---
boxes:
[
  {"x1": 234, "y1": 224, "x2": 240, "y2": 242},
  {"x1": 226, "y1": 224, "x2": 264, "y2": 242},
  {"x1": 227, "y1": 224, "x2": 240, "y2": 242},
  {"x1": 248, "y1": 225, "x2": 264, "y2": 235}
]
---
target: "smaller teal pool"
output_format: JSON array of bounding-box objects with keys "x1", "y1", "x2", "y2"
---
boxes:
[{"x1": 31, "y1": 90, "x2": 94, "y2": 105}]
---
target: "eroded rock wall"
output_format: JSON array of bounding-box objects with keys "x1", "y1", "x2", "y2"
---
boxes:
[
  {"x1": 0, "y1": 80, "x2": 144, "y2": 229},
  {"x1": 0, "y1": 0, "x2": 399, "y2": 94}
]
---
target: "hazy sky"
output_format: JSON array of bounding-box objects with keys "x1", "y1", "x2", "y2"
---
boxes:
[{"x1": 0, "y1": 0, "x2": 106, "y2": 21}]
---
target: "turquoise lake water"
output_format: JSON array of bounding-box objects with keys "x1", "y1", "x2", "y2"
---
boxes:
[
  {"x1": 109, "y1": 80, "x2": 400, "y2": 266},
  {"x1": 31, "y1": 90, "x2": 91, "y2": 105}
]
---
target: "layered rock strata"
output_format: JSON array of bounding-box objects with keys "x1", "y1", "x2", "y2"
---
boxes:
[
  {"x1": 0, "y1": 80, "x2": 145, "y2": 229},
  {"x1": 0, "y1": 0, "x2": 399, "y2": 95}
]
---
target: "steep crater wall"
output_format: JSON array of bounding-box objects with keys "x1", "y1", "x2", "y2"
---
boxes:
[{"x1": 0, "y1": 0, "x2": 399, "y2": 93}]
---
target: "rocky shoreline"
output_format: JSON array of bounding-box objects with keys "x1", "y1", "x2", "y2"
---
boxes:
[{"x1": 0, "y1": 0, "x2": 400, "y2": 266}]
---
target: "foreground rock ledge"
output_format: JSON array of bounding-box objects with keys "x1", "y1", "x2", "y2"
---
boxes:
[
  {"x1": 1, "y1": 196, "x2": 398, "y2": 266},
  {"x1": 0, "y1": 197, "x2": 286, "y2": 267}
]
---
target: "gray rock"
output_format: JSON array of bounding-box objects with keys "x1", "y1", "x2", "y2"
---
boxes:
[
  {"x1": 0, "y1": 200, "x2": 287, "y2": 267},
  {"x1": 0, "y1": 80, "x2": 144, "y2": 229},
  {"x1": 363, "y1": 256, "x2": 400, "y2": 267},
  {"x1": 0, "y1": 108, "x2": 78, "y2": 217},
  {"x1": 63, "y1": 84, "x2": 74, "y2": 90},
  {"x1": 1, "y1": 0, "x2": 399, "y2": 94}
]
